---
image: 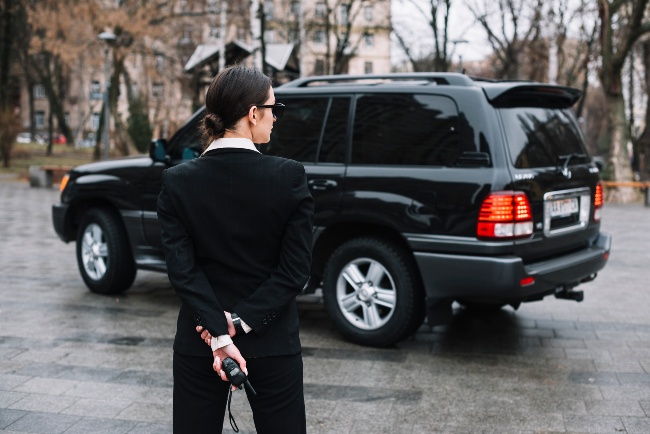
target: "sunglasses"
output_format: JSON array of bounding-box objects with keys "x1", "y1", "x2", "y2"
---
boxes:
[{"x1": 255, "y1": 103, "x2": 285, "y2": 120}]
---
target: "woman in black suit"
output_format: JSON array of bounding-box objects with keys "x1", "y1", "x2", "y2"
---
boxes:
[{"x1": 157, "y1": 66, "x2": 314, "y2": 433}]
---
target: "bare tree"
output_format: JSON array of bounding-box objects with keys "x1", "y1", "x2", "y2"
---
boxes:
[
  {"x1": 596, "y1": 0, "x2": 650, "y2": 202},
  {"x1": 394, "y1": 0, "x2": 453, "y2": 72},
  {"x1": 538, "y1": 0, "x2": 599, "y2": 124},
  {"x1": 467, "y1": 0, "x2": 544, "y2": 79},
  {"x1": 27, "y1": 0, "x2": 99, "y2": 150},
  {"x1": 546, "y1": 0, "x2": 595, "y2": 87},
  {"x1": 635, "y1": 40, "x2": 650, "y2": 180},
  {"x1": 306, "y1": 0, "x2": 383, "y2": 75},
  {"x1": 0, "y1": 0, "x2": 26, "y2": 167}
]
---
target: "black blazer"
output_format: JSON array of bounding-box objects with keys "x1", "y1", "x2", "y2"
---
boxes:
[{"x1": 157, "y1": 148, "x2": 314, "y2": 358}]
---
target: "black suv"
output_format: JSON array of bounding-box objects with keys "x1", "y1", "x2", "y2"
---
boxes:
[{"x1": 52, "y1": 73, "x2": 611, "y2": 347}]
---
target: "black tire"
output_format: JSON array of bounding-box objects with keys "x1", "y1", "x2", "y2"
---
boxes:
[
  {"x1": 322, "y1": 238, "x2": 424, "y2": 347},
  {"x1": 76, "y1": 208, "x2": 136, "y2": 294}
]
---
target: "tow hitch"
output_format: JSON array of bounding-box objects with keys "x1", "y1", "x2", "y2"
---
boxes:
[{"x1": 554, "y1": 287, "x2": 584, "y2": 302}]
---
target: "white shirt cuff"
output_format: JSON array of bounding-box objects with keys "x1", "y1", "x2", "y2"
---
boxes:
[
  {"x1": 211, "y1": 334, "x2": 233, "y2": 351},
  {"x1": 240, "y1": 319, "x2": 252, "y2": 334}
]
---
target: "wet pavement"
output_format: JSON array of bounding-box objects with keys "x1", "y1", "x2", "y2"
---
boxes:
[{"x1": 0, "y1": 180, "x2": 649, "y2": 433}]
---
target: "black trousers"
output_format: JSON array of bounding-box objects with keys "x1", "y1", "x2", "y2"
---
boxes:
[{"x1": 173, "y1": 351, "x2": 306, "y2": 434}]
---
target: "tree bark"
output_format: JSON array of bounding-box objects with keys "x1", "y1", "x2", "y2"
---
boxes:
[
  {"x1": 636, "y1": 40, "x2": 650, "y2": 180},
  {"x1": 596, "y1": 0, "x2": 649, "y2": 202},
  {"x1": 0, "y1": 0, "x2": 13, "y2": 110},
  {"x1": 604, "y1": 90, "x2": 639, "y2": 202}
]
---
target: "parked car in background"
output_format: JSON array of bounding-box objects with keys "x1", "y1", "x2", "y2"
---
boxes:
[
  {"x1": 16, "y1": 132, "x2": 45, "y2": 144},
  {"x1": 16, "y1": 132, "x2": 32, "y2": 144},
  {"x1": 52, "y1": 73, "x2": 611, "y2": 347},
  {"x1": 52, "y1": 133, "x2": 67, "y2": 145},
  {"x1": 76, "y1": 133, "x2": 96, "y2": 149}
]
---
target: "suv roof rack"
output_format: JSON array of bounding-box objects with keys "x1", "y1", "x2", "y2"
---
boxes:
[{"x1": 280, "y1": 72, "x2": 475, "y2": 88}]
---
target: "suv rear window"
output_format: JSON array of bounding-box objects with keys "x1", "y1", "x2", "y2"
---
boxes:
[
  {"x1": 500, "y1": 108, "x2": 589, "y2": 169},
  {"x1": 351, "y1": 93, "x2": 473, "y2": 166}
]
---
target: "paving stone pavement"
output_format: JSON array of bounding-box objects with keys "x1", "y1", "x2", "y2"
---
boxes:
[{"x1": 0, "y1": 180, "x2": 649, "y2": 433}]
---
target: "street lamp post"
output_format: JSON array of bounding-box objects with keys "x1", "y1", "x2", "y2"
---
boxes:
[
  {"x1": 450, "y1": 39, "x2": 468, "y2": 73},
  {"x1": 98, "y1": 31, "x2": 116, "y2": 161}
]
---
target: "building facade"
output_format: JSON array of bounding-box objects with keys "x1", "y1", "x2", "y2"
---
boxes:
[{"x1": 18, "y1": 0, "x2": 391, "y2": 150}]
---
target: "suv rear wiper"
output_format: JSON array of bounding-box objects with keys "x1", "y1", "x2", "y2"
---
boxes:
[{"x1": 557, "y1": 153, "x2": 587, "y2": 176}]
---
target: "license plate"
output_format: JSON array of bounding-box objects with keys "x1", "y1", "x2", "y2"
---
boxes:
[{"x1": 550, "y1": 198, "x2": 579, "y2": 217}]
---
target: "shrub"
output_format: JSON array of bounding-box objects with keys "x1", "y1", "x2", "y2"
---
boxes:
[{"x1": 127, "y1": 97, "x2": 153, "y2": 154}]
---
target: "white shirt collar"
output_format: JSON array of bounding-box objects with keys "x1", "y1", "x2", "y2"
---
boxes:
[{"x1": 202, "y1": 137, "x2": 260, "y2": 155}]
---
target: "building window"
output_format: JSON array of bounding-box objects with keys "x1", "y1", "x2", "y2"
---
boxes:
[
  {"x1": 315, "y1": 2, "x2": 325, "y2": 18},
  {"x1": 152, "y1": 82, "x2": 164, "y2": 99},
  {"x1": 364, "y1": 5, "x2": 373, "y2": 21},
  {"x1": 315, "y1": 58, "x2": 325, "y2": 75},
  {"x1": 264, "y1": 1, "x2": 274, "y2": 19},
  {"x1": 179, "y1": 28, "x2": 192, "y2": 45},
  {"x1": 90, "y1": 81, "x2": 102, "y2": 100},
  {"x1": 207, "y1": 0, "x2": 219, "y2": 13},
  {"x1": 264, "y1": 30, "x2": 276, "y2": 44},
  {"x1": 209, "y1": 23, "x2": 220, "y2": 39},
  {"x1": 35, "y1": 111, "x2": 46, "y2": 129},
  {"x1": 64, "y1": 112, "x2": 70, "y2": 128},
  {"x1": 364, "y1": 33, "x2": 374, "y2": 47},
  {"x1": 91, "y1": 112, "x2": 101, "y2": 130},
  {"x1": 179, "y1": 0, "x2": 187, "y2": 12},
  {"x1": 364, "y1": 61, "x2": 373, "y2": 74},
  {"x1": 156, "y1": 54, "x2": 164, "y2": 73},
  {"x1": 34, "y1": 84, "x2": 46, "y2": 99},
  {"x1": 340, "y1": 4, "x2": 349, "y2": 25},
  {"x1": 313, "y1": 30, "x2": 325, "y2": 44},
  {"x1": 291, "y1": 1, "x2": 300, "y2": 16},
  {"x1": 288, "y1": 28, "x2": 299, "y2": 43}
]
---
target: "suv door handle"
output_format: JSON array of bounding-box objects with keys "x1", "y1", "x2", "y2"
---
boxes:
[{"x1": 308, "y1": 179, "x2": 338, "y2": 190}]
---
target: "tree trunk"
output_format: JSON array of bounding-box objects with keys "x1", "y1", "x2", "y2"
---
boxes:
[
  {"x1": 110, "y1": 57, "x2": 131, "y2": 156},
  {"x1": 324, "y1": 8, "x2": 331, "y2": 74},
  {"x1": 0, "y1": 0, "x2": 13, "y2": 110},
  {"x1": 604, "y1": 91, "x2": 639, "y2": 202},
  {"x1": 93, "y1": 103, "x2": 104, "y2": 161},
  {"x1": 636, "y1": 40, "x2": 650, "y2": 180}
]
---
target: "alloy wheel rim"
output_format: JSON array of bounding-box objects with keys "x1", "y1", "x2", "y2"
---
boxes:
[
  {"x1": 80, "y1": 223, "x2": 108, "y2": 280},
  {"x1": 335, "y1": 257, "x2": 397, "y2": 330}
]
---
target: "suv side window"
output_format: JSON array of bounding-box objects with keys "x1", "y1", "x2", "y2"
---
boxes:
[
  {"x1": 261, "y1": 97, "x2": 329, "y2": 163},
  {"x1": 261, "y1": 96, "x2": 348, "y2": 164},
  {"x1": 318, "y1": 97, "x2": 349, "y2": 164},
  {"x1": 352, "y1": 93, "x2": 466, "y2": 166}
]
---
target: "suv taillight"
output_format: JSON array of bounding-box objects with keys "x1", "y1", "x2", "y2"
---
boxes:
[
  {"x1": 477, "y1": 191, "x2": 533, "y2": 239},
  {"x1": 593, "y1": 182, "x2": 603, "y2": 222}
]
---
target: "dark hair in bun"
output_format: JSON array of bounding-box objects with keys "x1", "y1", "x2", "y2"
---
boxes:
[{"x1": 199, "y1": 65, "x2": 272, "y2": 148}]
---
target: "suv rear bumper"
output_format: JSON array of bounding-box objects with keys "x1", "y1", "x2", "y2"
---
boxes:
[{"x1": 413, "y1": 232, "x2": 611, "y2": 302}]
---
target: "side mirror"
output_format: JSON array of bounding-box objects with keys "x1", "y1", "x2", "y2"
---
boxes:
[
  {"x1": 181, "y1": 147, "x2": 200, "y2": 160},
  {"x1": 592, "y1": 156, "x2": 605, "y2": 173},
  {"x1": 149, "y1": 139, "x2": 168, "y2": 163}
]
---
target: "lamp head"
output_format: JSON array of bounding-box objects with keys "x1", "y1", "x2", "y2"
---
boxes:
[{"x1": 98, "y1": 31, "x2": 117, "y2": 43}]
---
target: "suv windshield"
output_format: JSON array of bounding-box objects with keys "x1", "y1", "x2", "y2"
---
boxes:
[{"x1": 500, "y1": 107, "x2": 588, "y2": 169}]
